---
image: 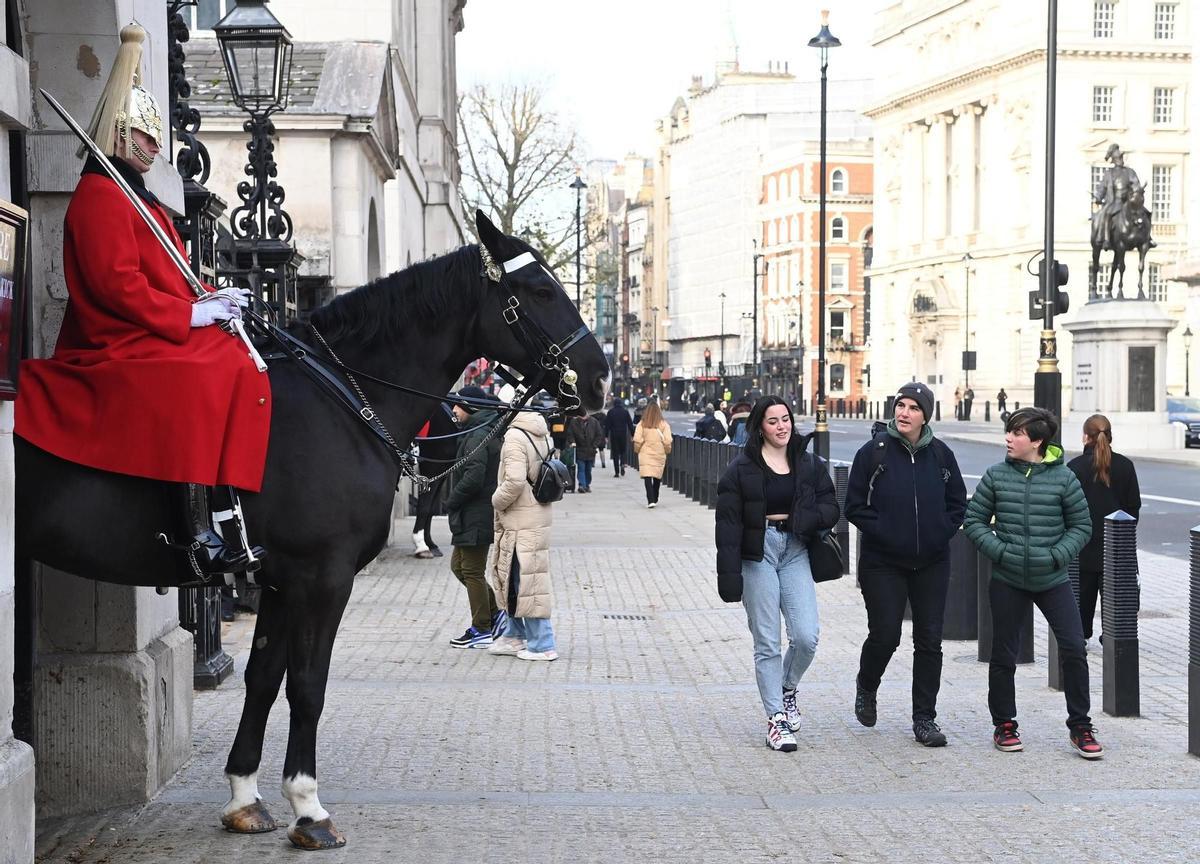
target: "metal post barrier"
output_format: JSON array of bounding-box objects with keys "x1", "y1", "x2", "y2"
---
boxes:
[
  {"x1": 1189, "y1": 524, "x2": 1200, "y2": 756},
  {"x1": 935, "y1": 400, "x2": 941, "y2": 422},
  {"x1": 944, "y1": 529, "x2": 979, "y2": 640},
  {"x1": 1102, "y1": 510, "x2": 1139, "y2": 717},
  {"x1": 178, "y1": 586, "x2": 234, "y2": 688},
  {"x1": 703, "y1": 441, "x2": 716, "y2": 508},
  {"x1": 977, "y1": 552, "x2": 1034, "y2": 663},
  {"x1": 1048, "y1": 557, "x2": 1081, "y2": 691},
  {"x1": 689, "y1": 438, "x2": 702, "y2": 503},
  {"x1": 833, "y1": 463, "x2": 850, "y2": 573},
  {"x1": 984, "y1": 400, "x2": 991, "y2": 422}
]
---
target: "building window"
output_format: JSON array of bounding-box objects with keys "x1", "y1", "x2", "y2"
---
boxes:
[
  {"x1": 830, "y1": 168, "x2": 847, "y2": 194},
  {"x1": 1151, "y1": 164, "x2": 1173, "y2": 220},
  {"x1": 1093, "y1": 1, "x2": 1115, "y2": 37},
  {"x1": 1154, "y1": 3, "x2": 1176, "y2": 39},
  {"x1": 1092, "y1": 86, "x2": 1114, "y2": 123},
  {"x1": 1153, "y1": 87, "x2": 1175, "y2": 125},
  {"x1": 830, "y1": 261, "x2": 848, "y2": 293},
  {"x1": 829, "y1": 311, "x2": 846, "y2": 342},
  {"x1": 1148, "y1": 264, "x2": 1167, "y2": 302},
  {"x1": 830, "y1": 363, "x2": 846, "y2": 392},
  {"x1": 191, "y1": 0, "x2": 238, "y2": 29},
  {"x1": 1091, "y1": 165, "x2": 1106, "y2": 198},
  {"x1": 1096, "y1": 263, "x2": 1113, "y2": 299},
  {"x1": 831, "y1": 216, "x2": 846, "y2": 240}
]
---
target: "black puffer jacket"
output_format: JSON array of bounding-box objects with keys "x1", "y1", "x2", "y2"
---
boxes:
[
  {"x1": 1067, "y1": 447, "x2": 1141, "y2": 572},
  {"x1": 714, "y1": 433, "x2": 839, "y2": 603}
]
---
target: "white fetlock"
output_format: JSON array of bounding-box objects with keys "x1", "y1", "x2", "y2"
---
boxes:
[
  {"x1": 412, "y1": 531, "x2": 429, "y2": 554},
  {"x1": 223, "y1": 772, "x2": 262, "y2": 816},
  {"x1": 282, "y1": 773, "x2": 330, "y2": 827}
]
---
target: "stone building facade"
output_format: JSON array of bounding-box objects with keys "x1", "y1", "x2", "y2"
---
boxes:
[{"x1": 866, "y1": 0, "x2": 1192, "y2": 411}]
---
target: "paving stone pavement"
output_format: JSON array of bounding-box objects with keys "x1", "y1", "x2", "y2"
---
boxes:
[{"x1": 35, "y1": 465, "x2": 1200, "y2": 863}]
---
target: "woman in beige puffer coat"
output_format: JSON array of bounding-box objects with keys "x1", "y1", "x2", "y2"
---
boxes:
[
  {"x1": 487, "y1": 408, "x2": 558, "y2": 661},
  {"x1": 633, "y1": 401, "x2": 673, "y2": 508}
]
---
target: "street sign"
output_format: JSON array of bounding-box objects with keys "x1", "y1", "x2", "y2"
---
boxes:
[{"x1": 962, "y1": 350, "x2": 977, "y2": 371}]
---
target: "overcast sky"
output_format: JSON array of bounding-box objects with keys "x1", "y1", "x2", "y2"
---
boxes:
[{"x1": 456, "y1": 0, "x2": 881, "y2": 161}]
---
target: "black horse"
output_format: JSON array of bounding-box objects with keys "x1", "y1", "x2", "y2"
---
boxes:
[
  {"x1": 1089, "y1": 183, "x2": 1155, "y2": 300},
  {"x1": 410, "y1": 402, "x2": 457, "y2": 556},
  {"x1": 15, "y1": 211, "x2": 608, "y2": 849}
]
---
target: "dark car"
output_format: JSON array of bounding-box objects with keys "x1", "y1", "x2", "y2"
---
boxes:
[{"x1": 1167, "y1": 397, "x2": 1200, "y2": 448}]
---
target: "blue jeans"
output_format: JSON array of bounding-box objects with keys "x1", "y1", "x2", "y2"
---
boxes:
[
  {"x1": 577, "y1": 459, "x2": 594, "y2": 489},
  {"x1": 501, "y1": 556, "x2": 556, "y2": 652},
  {"x1": 742, "y1": 527, "x2": 819, "y2": 717}
]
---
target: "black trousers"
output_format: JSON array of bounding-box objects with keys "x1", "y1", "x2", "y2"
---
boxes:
[
  {"x1": 643, "y1": 477, "x2": 661, "y2": 504},
  {"x1": 1078, "y1": 567, "x2": 1102, "y2": 640},
  {"x1": 856, "y1": 558, "x2": 949, "y2": 722},
  {"x1": 989, "y1": 579, "x2": 1091, "y2": 729},
  {"x1": 610, "y1": 439, "x2": 628, "y2": 475}
]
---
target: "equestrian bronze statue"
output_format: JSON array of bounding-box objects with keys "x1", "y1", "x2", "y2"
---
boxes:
[{"x1": 1088, "y1": 143, "x2": 1156, "y2": 301}]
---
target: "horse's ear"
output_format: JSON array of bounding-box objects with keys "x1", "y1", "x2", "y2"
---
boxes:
[{"x1": 475, "y1": 210, "x2": 504, "y2": 254}]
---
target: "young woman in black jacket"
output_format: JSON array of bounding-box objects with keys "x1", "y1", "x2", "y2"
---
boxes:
[
  {"x1": 1067, "y1": 414, "x2": 1141, "y2": 640},
  {"x1": 715, "y1": 396, "x2": 840, "y2": 752}
]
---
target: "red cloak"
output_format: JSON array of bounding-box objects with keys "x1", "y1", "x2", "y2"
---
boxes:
[{"x1": 15, "y1": 171, "x2": 272, "y2": 491}]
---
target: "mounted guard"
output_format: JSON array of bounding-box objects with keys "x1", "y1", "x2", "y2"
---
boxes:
[{"x1": 15, "y1": 24, "x2": 270, "y2": 577}]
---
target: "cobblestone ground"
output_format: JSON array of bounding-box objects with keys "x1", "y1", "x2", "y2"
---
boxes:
[{"x1": 36, "y1": 467, "x2": 1200, "y2": 863}]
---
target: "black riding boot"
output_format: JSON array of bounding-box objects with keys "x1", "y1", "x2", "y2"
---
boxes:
[
  {"x1": 174, "y1": 484, "x2": 256, "y2": 576},
  {"x1": 210, "y1": 485, "x2": 267, "y2": 573}
]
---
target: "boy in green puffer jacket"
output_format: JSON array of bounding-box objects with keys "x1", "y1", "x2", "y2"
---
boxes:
[{"x1": 964, "y1": 407, "x2": 1102, "y2": 759}]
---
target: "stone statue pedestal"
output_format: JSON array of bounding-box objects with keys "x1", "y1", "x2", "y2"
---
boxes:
[{"x1": 1062, "y1": 299, "x2": 1184, "y2": 450}]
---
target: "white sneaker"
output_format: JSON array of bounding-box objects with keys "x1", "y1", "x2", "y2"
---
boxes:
[
  {"x1": 487, "y1": 637, "x2": 527, "y2": 656},
  {"x1": 782, "y1": 689, "x2": 802, "y2": 733},
  {"x1": 766, "y1": 712, "x2": 797, "y2": 752},
  {"x1": 647, "y1": 502, "x2": 656, "y2": 509},
  {"x1": 516, "y1": 648, "x2": 559, "y2": 661}
]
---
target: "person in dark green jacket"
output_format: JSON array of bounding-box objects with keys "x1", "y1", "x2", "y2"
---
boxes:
[
  {"x1": 964, "y1": 407, "x2": 1103, "y2": 759},
  {"x1": 445, "y1": 386, "x2": 505, "y2": 649}
]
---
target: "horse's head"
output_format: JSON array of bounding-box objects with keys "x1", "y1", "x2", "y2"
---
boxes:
[
  {"x1": 1127, "y1": 183, "x2": 1146, "y2": 210},
  {"x1": 472, "y1": 210, "x2": 609, "y2": 413}
]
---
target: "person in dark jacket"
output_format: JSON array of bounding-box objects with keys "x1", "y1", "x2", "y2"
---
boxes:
[
  {"x1": 964, "y1": 407, "x2": 1100, "y2": 758},
  {"x1": 715, "y1": 395, "x2": 840, "y2": 752},
  {"x1": 604, "y1": 398, "x2": 635, "y2": 477},
  {"x1": 1067, "y1": 414, "x2": 1141, "y2": 641},
  {"x1": 695, "y1": 404, "x2": 724, "y2": 441},
  {"x1": 445, "y1": 386, "x2": 505, "y2": 648},
  {"x1": 567, "y1": 412, "x2": 605, "y2": 493},
  {"x1": 844, "y1": 382, "x2": 967, "y2": 747}
]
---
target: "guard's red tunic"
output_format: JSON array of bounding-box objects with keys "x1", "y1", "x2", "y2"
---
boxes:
[{"x1": 15, "y1": 170, "x2": 272, "y2": 491}]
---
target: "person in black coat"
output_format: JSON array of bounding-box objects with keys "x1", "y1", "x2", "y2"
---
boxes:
[
  {"x1": 1067, "y1": 414, "x2": 1141, "y2": 641},
  {"x1": 715, "y1": 395, "x2": 839, "y2": 752},
  {"x1": 604, "y1": 397, "x2": 635, "y2": 477},
  {"x1": 844, "y1": 382, "x2": 967, "y2": 747}
]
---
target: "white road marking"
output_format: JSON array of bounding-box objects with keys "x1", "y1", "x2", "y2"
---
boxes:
[{"x1": 1142, "y1": 494, "x2": 1200, "y2": 507}]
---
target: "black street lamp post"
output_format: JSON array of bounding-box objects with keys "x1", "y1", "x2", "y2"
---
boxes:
[
  {"x1": 809, "y1": 9, "x2": 840, "y2": 461},
  {"x1": 719, "y1": 291, "x2": 727, "y2": 378},
  {"x1": 571, "y1": 173, "x2": 587, "y2": 309},
  {"x1": 1185, "y1": 326, "x2": 1193, "y2": 397},
  {"x1": 752, "y1": 243, "x2": 767, "y2": 386},
  {"x1": 213, "y1": 0, "x2": 302, "y2": 322},
  {"x1": 963, "y1": 251, "x2": 974, "y2": 390},
  {"x1": 1035, "y1": 0, "x2": 1063, "y2": 436}
]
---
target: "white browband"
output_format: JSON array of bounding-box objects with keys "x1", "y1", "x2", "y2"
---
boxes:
[{"x1": 503, "y1": 252, "x2": 536, "y2": 273}]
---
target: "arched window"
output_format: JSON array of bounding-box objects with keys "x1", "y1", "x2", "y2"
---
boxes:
[
  {"x1": 791, "y1": 168, "x2": 801, "y2": 197},
  {"x1": 830, "y1": 168, "x2": 847, "y2": 194},
  {"x1": 831, "y1": 216, "x2": 846, "y2": 240},
  {"x1": 768, "y1": 176, "x2": 778, "y2": 201},
  {"x1": 768, "y1": 220, "x2": 778, "y2": 246}
]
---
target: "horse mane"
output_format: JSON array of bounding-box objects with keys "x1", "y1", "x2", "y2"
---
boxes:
[{"x1": 308, "y1": 245, "x2": 483, "y2": 344}]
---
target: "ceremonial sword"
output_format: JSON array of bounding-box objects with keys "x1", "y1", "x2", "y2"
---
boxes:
[{"x1": 39, "y1": 88, "x2": 267, "y2": 372}]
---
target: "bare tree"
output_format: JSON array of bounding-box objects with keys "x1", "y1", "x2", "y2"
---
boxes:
[{"x1": 457, "y1": 83, "x2": 595, "y2": 273}]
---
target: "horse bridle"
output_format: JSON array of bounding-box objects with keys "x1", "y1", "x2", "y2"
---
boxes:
[{"x1": 478, "y1": 243, "x2": 590, "y2": 414}]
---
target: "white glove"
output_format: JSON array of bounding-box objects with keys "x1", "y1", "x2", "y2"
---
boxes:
[
  {"x1": 210, "y1": 287, "x2": 253, "y2": 309},
  {"x1": 190, "y1": 297, "x2": 239, "y2": 328}
]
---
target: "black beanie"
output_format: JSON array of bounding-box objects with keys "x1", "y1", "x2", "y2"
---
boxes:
[
  {"x1": 895, "y1": 382, "x2": 934, "y2": 423},
  {"x1": 457, "y1": 385, "x2": 491, "y2": 413}
]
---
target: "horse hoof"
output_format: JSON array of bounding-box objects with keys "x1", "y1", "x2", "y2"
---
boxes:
[
  {"x1": 288, "y1": 817, "x2": 347, "y2": 850},
  {"x1": 221, "y1": 800, "x2": 279, "y2": 833}
]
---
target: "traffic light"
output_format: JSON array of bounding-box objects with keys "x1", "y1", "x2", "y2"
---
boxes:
[
  {"x1": 1030, "y1": 258, "x2": 1069, "y2": 320},
  {"x1": 704, "y1": 347, "x2": 712, "y2": 370}
]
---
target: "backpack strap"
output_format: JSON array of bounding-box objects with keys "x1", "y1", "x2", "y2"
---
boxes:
[
  {"x1": 516, "y1": 428, "x2": 552, "y2": 485},
  {"x1": 930, "y1": 437, "x2": 952, "y2": 484},
  {"x1": 868, "y1": 431, "x2": 890, "y2": 479}
]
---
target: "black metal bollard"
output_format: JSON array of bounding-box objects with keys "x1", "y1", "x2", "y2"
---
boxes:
[
  {"x1": 977, "y1": 552, "x2": 1034, "y2": 663},
  {"x1": 1102, "y1": 510, "x2": 1139, "y2": 717},
  {"x1": 688, "y1": 438, "x2": 701, "y2": 502},
  {"x1": 944, "y1": 530, "x2": 979, "y2": 640},
  {"x1": 1190, "y1": 524, "x2": 1200, "y2": 756},
  {"x1": 985, "y1": 400, "x2": 991, "y2": 422},
  {"x1": 935, "y1": 400, "x2": 941, "y2": 422},
  {"x1": 834, "y1": 463, "x2": 850, "y2": 573},
  {"x1": 1048, "y1": 557, "x2": 1081, "y2": 691},
  {"x1": 705, "y1": 440, "x2": 719, "y2": 508},
  {"x1": 178, "y1": 586, "x2": 234, "y2": 689}
]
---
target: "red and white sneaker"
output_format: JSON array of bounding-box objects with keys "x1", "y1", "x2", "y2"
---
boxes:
[
  {"x1": 1070, "y1": 725, "x2": 1104, "y2": 759},
  {"x1": 782, "y1": 689, "x2": 802, "y2": 733},
  {"x1": 993, "y1": 721, "x2": 1023, "y2": 752},
  {"x1": 766, "y1": 713, "x2": 797, "y2": 752}
]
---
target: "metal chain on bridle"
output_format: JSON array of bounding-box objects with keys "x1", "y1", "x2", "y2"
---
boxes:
[{"x1": 301, "y1": 242, "x2": 590, "y2": 491}]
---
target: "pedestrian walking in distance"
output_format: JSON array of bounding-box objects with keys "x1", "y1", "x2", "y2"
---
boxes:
[
  {"x1": 488, "y1": 399, "x2": 558, "y2": 661},
  {"x1": 604, "y1": 397, "x2": 635, "y2": 477},
  {"x1": 566, "y1": 411, "x2": 605, "y2": 493},
  {"x1": 996, "y1": 388, "x2": 1008, "y2": 415},
  {"x1": 715, "y1": 396, "x2": 839, "y2": 752},
  {"x1": 632, "y1": 401, "x2": 672, "y2": 508},
  {"x1": 445, "y1": 386, "x2": 506, "y2": 649},
  {"x1": 964, "y1": 408, "x2": 1101, "y2": 759},
  {"x1": 1067, "y1": 414, "x2": 1141, "y2": 642},
  {"x1": 844, "y1": 382, "x2": 967, "y2": 747}
]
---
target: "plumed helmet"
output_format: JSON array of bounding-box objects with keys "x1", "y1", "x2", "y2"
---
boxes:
[
  {"x1": 1104, "y1": 143, "x2": 1122, "y2": 162},
  {"x1": 80, "y1": 23, "x2": 164, "y2": 163}
]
